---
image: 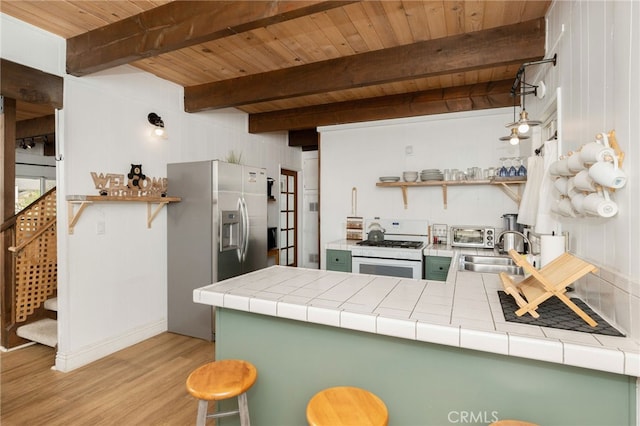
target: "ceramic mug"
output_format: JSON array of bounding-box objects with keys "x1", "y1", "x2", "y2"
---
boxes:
[
  {"x1": 570, "y1": 192, "x2": 586, "y2": 215},
  {"x1": 567, "y1": 177, "x2": 581, "y2": 198},
  {"x1": 583, "y1": 192, "x2": 618, "y2": 218},
  {"x1": 556, "y1": 157, "x2": 573, "y2": 176},
  {"x1": 553, "y1": 177, "x2": 568, "y2": 195},
  {"x1": 574, "y1": 170, "x2": 598, "y2": 192},
  {"x1": 579, "y1": 141, "x2": 615, "y2": 164},
  {"x1": 556, "y1": 197, "x2": 576, "y2": 217},
  {"x1": 588, "y1": 156, "x2": 627, "y2": 189},
  {"x1": 567, "y1": 152, "x2": 586, "y2": 172}
]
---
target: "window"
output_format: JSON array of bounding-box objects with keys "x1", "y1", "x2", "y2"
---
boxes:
[{"x1": 15, "y1": 177, "x2": 55, "y2": 213}]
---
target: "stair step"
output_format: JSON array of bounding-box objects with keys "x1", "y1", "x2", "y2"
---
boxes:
[
  {"x1": 44, "y1": 297, "x2": 58, "y2": 312},
  {"x1": 17, "y1": 319, "x2": 57, "y2": 348}
]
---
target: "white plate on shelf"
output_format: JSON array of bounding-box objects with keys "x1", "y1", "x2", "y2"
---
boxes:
[{"x1": 379, "y1": 176, "x2": 401, "y2": 182}]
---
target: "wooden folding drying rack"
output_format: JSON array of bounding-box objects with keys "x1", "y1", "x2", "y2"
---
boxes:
[{"x1": 499, "y1": 249, "x2": 599, "y2": 327}]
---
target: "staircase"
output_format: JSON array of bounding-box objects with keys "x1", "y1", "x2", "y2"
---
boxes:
[
  {"x1": 1, "y1": 188, "x2": 58, "y2": 349},
  {"x1": 16, "y1": 298, "x2": 58, "y2": 348}
]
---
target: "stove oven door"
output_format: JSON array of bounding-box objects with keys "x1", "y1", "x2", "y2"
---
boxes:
[{"x1": 351, "y1": 256, "x2": 422, "y2": 279}]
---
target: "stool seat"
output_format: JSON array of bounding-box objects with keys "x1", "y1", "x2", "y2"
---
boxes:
[
  {"x1": 306, "y1": 386, "x2": 388, "y2": 426},
  {"x1": 187, "y1": 359, "x2": 257, "y2": 400},
  {"x1": 186, "y1": 359, "x2": 257, "y2": 426}
]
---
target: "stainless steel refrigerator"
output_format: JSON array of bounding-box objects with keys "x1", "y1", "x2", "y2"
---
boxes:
[{"x1": 167, "y1": 160, "x2": 267, "y2": 340}]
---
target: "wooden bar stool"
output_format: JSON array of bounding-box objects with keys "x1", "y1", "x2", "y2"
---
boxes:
[
  {"x1": 186, "y1": 359, "x2": 257, "y2": 426},
  {"x1": 306, "y1": 386, "x2": 388, "y2": 426}
]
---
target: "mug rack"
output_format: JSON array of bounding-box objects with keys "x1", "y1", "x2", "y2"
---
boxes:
[{"x1": 550, "y1": 129, "x2": 626, "y2": 218}]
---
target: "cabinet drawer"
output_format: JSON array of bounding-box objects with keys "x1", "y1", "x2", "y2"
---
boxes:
[
  {"x1": 424, "y1": 256, "x2": 451, "y2": 281},
  {"x1": 326, "y1": 249, "x2": 352, "y2": 272}
]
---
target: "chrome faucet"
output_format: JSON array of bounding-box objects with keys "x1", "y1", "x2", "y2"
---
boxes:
[{"x1": 497, "y1": 230, "x2": 531, "y2": 254}]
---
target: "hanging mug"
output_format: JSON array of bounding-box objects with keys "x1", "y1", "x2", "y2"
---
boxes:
[
  {"x1": 574, "y1": 170, "x2": 598, "y2": 192},
  {"x1": 579, "y1": 141, "x2": 615, "y2": 164},
  {"x1": 570, "y1": 192, "x2": 587, "y2": 215},
  {"x1": 588, "y1": 155, "x2": 627, "y2": 189},
  {"x1": 583, "y1": 191, "x2": 618, "y2": 218},
  {"x1": 567, "y1": 152, "x2": 586, "y2": 172},
  {"x1": 558, "y1": 197, "x2": 576, "y2": 217},
  {"x1": 553, "y1": 177, "x2": 568, "y2": 195},
  {"x1": 556, "y1": 157, "x2": 573, "y2": 176}
]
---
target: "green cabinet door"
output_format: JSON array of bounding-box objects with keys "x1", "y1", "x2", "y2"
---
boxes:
[
  {"x1": 424, "y1": 255, "x2": 451, "y2": 281},
  {"x1": 326, "y1": 249, "x2": 352, "y2": 272}
]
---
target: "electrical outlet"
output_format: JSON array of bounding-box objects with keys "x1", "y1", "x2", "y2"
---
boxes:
[
  {"x1": 97, "y1": 221, "x2": 105, "y2": 235},
  {"x1": 405, "y1": 145, "x2": 413, "y2": 155}
]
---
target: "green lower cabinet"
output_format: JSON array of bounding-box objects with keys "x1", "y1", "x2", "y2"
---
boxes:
[
  {"x1": 215, "y1": 309, "x2": 636, "y2": 426},
  {"x1": 424, "y1": 255, "x2": 452, "y2": 281},
  {"x1": 326, "y1": 249, "x2": 351, "y2": 272}
]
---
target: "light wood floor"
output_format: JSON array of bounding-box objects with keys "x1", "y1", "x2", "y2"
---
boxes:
[{"x1": 1, "y1": 332, "x2": 215, "y2": 425}]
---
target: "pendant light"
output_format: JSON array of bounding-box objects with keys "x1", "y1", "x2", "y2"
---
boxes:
[
  {"x1": 505, "y1": 68, "x2": 542, "y2": 133},
  {"x1": 500, "y1": 96, "x2": 529, "y2": 145}
]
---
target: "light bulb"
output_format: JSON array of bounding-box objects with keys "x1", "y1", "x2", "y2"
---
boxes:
[
  {"x1": 153, "y1": 127, "x2": 165, "y2": 137},
  {"x1": 509, "y1": 135, "x2": 519, "y2": 145},
  {"x1": 518, "y1": 122, "x2": 530, "y2": 133}
]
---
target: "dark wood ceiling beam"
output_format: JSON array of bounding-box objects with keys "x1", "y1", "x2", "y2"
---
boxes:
[
  {"x1": 16, "y1": 115, "x2": 55, "y2": 139},
  {"x1": 186, "y1": 18, "x2": 545, "y2": 112},
  {"x1": 0, "y1": 59, "x2": 63, "y2": 109},
  {"x1": 67, "y1": 1, "x2": 357, "y2": 76},
  {"x1": 248, "y1": 79, "x2": 515, "y2": 133}
]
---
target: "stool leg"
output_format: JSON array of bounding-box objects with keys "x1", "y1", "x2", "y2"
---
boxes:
[
  {"x1": 196, "y1": 399, "x2": 209, "y2": 426},
  {"x1": 238, "y1": 392, "x2": 251, "y2": 426}
]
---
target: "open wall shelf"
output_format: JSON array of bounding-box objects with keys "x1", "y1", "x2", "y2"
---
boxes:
[
  {"x1": 376, "y1": 179, "x2": 526, "y2": 209},
  {"x1": 66, "y1": 195, "x2": 181, "y2": 234}
]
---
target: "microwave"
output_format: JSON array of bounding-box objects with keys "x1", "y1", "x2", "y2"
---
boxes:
[{"x1": 450, "y1": 226, "x2": 495, "y2": 249}]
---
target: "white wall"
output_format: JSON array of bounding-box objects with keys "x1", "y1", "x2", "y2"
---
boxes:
[
  {"x1": 319, "y1": 108, "x2": 523, "y2": 261},
  {"x1": 2, "y1": 13, "x2": 302, "y2": 371},
  {"x1": 524, "y1": 0, "x2": 639, "y2": 339}
]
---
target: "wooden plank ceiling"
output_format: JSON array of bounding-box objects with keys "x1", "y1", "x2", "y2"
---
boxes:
[{"x1": 2, "y1": 0, "x2": 551, "y2": 142}]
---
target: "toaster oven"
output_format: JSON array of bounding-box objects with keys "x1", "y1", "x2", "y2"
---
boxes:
[{"x1": 450, "y1": 226, "x2": 495, "y2": 249}]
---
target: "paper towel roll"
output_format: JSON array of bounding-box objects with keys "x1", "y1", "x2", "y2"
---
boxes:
[{"x1": 540, "y1": 235, "x2": 566, "y2": 267}]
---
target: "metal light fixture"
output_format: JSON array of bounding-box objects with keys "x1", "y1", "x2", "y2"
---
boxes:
[
  {"x1": 506, "y1": 54, "x2": 557, "y2": 134},
  {"x1": 148, "y1": 112, "x2": 166, "y2": 137},
  {"x1": 19, "y1": 138, "x2": 36, "y2": 149},
  {"x1": 500, "y1": 97, "x2": 530, "y2": 145}
]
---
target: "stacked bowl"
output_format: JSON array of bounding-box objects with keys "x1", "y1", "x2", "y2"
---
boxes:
[{"x1": 403, "y1": 171, "x2": 419, "y2": 182}]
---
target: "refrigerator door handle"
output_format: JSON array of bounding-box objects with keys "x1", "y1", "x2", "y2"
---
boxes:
[
  {"x1": 235, "y1": 198, "x2": 243, "y2": 263},
  {"x1": 240, "y1": 197, "x2": 250, "y2": 262}
]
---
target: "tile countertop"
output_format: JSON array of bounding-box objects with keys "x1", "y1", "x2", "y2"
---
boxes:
[{"x1": 193, "y1": 242, "x2": 640, "y2": 378}]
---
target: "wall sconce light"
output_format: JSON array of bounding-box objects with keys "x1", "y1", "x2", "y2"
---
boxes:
[
  {"x1": 148, "y1": 112, "x2": 166, "y2": 138},
  {"x1": 506, "y1": 54, "x2": 557, "y2": 134}
]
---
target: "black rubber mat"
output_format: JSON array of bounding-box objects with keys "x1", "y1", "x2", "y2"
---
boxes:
[{"x1": 498, "y1": 291, "x2": 624, "y2": 336}]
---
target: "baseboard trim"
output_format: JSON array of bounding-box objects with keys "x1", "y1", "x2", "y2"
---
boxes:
[{"x1": 54, "y1": 320, "x2": 167, "y2": 372}]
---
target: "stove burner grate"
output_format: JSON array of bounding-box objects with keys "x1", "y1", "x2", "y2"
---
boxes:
[{"x1": 356, "y1": 240, "x2": 424, "y2": 249}]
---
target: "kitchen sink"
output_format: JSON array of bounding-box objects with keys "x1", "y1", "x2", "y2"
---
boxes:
[{"x1": 458, "y1": 254, "x2": 524, "y2": 275}]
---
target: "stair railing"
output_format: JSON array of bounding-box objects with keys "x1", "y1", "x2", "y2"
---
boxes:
[{"x1": 1, "y1": 187, "x2": 57, "y2": 348}]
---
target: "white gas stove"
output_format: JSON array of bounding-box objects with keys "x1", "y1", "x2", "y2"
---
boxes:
[{"x1": 350, "y1": 219, "x2": 429, "y2": 279}]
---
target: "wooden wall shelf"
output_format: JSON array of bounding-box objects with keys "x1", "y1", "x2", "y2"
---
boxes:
[
  {"x1": 376, "y1": 179, "x2": 526, "y2": 209},
  {"x1": 66, "y1": 195, "x2": 181, "y2": 234}
]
